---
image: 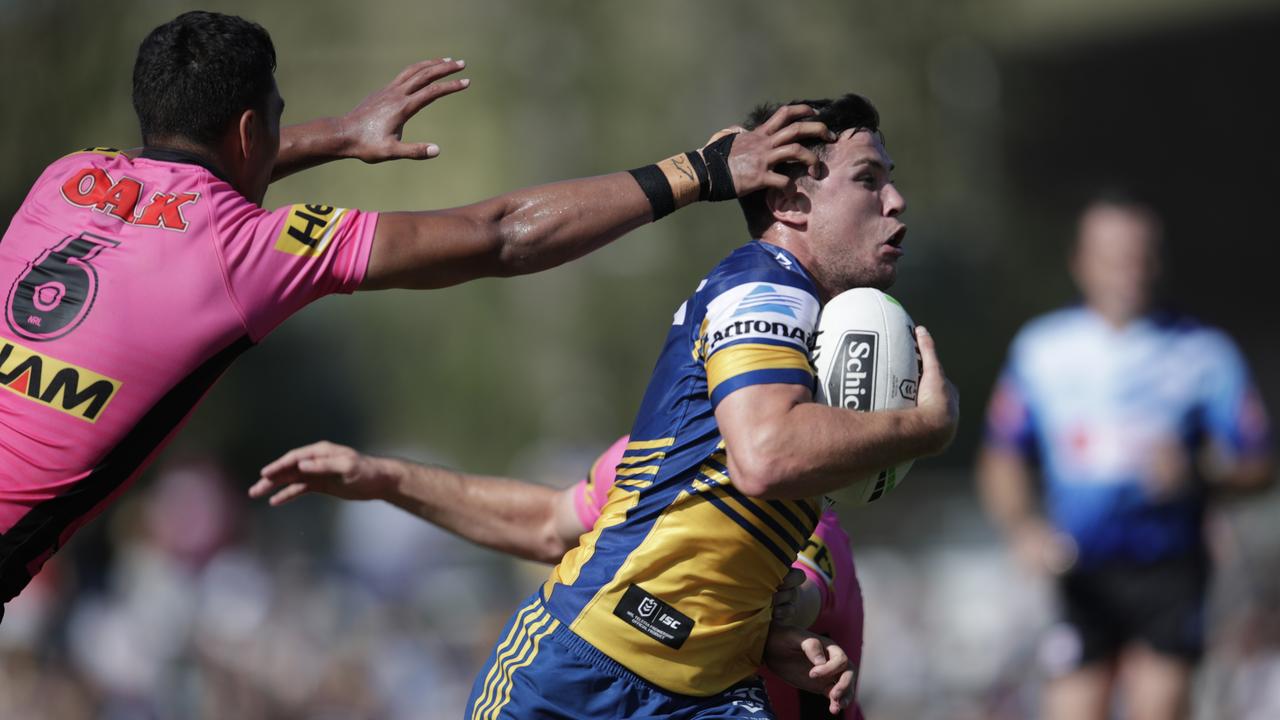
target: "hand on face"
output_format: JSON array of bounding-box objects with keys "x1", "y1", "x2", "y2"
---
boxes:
[{"x1": 717, "y1": 104, "x2": 835, "y2": 196}]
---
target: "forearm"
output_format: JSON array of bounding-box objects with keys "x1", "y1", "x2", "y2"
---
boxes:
[
  {"x1": 1207, "y1": 453, "x2": 1275, "y2": 497},
  {"x1": 272, "y1": 117, "x2": 353, "y2": 182},
  {"x1": 377, "y1": 458, "x2": 570, "y2": 563},
  {"x1": 737, "y1": 403, "x2": 948, "y2": 500},
  {"x1": 365, "y1": 172, "x2": 651, "y2": 290},
  {"x1": 975, "y1": 447, "x2": 1042, "y2": 534}
]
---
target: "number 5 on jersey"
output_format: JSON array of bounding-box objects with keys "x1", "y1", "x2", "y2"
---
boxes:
[{"x1": 7, "y1": 233, "x2": 119, "y2": 341}]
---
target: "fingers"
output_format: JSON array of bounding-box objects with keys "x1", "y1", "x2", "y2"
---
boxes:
[
  {"x1": 767, "y1": 144, "x2": 821, "y2": 175},
  {"x1": 760, "y1": 104, "x2": 816, "y2": 134},
  {"x1": 392, "y1": 142, "x2": 441, "y2": 160},
  {"x1": 406, "y1": 77, "x2": 471, "y2": 112},
  {"x1": 808, "y1": 640, "x2": 847, "y2": 679},
  {"x1": 402, "y1": 59, "x2": 468, "y2": 96},
  {"x1": 779, "y1": 568, "x2": 806, "y2": 590},
  {"x1": 800, "y1": 636, "x2": 827, "y2": 668},
  {"x1": 915, "y1": 325, "x2": 943, "y2": 379},
  {"x1": 827, "y1": 669, "x2": 855, "y2": 715},
  {"x1": 267, "y1": 482, "x2": 311, "y2": 507},
  {"x1": 768, "y1": 120, "x2": 835, "y2": 147},
  {"x1": 391, "y1": 57, "x2": 451, "y2": 87},
  {"x1": 259, "y1": 440, "x2": 337, "y2": 479}
]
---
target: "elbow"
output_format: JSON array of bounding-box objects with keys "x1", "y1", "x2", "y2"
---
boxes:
[{"x1": 727, "y1": 426, "x2": 805, "y2": 499}]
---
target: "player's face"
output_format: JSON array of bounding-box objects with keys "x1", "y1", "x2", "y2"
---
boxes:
[
  {"x1": 802, "y1": 130, "x2": 907, "y2": 295},
  {"x1": 1071, "y1": 205, "x2": 1159, "y2": 324},
  {"x1": 243, "y1": 82, "x2": 284, "y2": 206}
]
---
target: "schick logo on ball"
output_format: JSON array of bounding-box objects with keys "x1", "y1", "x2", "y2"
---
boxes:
[{"x1": 827, "y1": 331, "x2": 878, "y2": 411}]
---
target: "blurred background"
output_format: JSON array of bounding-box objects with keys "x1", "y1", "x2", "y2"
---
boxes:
[{"x1": 2, "y1": 0, "x2": 1279, "y2": 717}]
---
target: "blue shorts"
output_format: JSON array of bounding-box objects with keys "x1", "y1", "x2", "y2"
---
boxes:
[{"x1": 465, "y1": 591, "x2": 774, "y2": 719}]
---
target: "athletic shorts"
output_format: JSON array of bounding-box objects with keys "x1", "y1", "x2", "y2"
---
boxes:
[
  {"x1": 1045, "y1": 554, "x2": 1208, "y2": 672},
  {"x1": 465, "y1": 591, "x2": 774, "y2": 719}
]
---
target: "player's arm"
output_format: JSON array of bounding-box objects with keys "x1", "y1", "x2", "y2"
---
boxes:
[
  {"x1": 272, "y1": 58, "x2": 470, "y2": 181},
  {"x1": 975, "y1": 444, "x2": 1074, "y2": 573},
  {"x1": 360, "y1": 104, "x2": 833, "y2": 290},
  {"x1": 718, "y1": 326, "x2": 959, "y2": 499},
  {"x1": 251, "y1": 441, "x2": 586, "y2": 563}
]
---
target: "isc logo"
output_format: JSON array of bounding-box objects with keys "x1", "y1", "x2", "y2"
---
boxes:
[{"x1": 825, "y1": 331, "x2": 878, "y2": 411}]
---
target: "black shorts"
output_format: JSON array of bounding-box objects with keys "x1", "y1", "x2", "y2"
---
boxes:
[{"x1": 1056, "y1": 554, "x2": 1208, "y2": 667}]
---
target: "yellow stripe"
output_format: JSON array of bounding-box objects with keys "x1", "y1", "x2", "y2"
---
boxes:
[
  {"x1": 484, "y1": 616, "x2": 560, "y2": 720},
  {"x1": 471, "y1": 604, "x2": 542, "y2": 719},
  {"x1": 701, "y1": 465, "x2": 730, "y2": 485},
  {"x1": 691, "y1": 477, "x2": 716, "y2": 493},
  {"x1": 481, "y1": 611, "x2": 555, "y2": 720},
  {"x1": 705, "y1": 343, "x2": 813, "y2": 397},
  {"x1": 617, "y1": 450, "x2": 665, "y2": 466},
  {"x1": 615, "y1": 479, "x2": 652, "y2": 489},
  {"x1": 626, "y1": 437, "x2": 675, "y2": 450},
  {"x1": 475, "y1": 607, "x2": 547, "y2": 720},
  {"x1": 615, "y1": 465, "x2": 660, "y2": 477}
]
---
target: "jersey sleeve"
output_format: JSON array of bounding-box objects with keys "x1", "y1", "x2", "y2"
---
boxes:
[
  {"x1": 571, "y1": 435, "x2": 630, "y2": 529},
  {"x1": 1201, "y1": 333, "x2": 1271, "y2": 456},
  {"x1": 793, "y1": 510, "x2": 849, "y2": 621},
  {"x1": 212, "y1": 197, "x2": 377, "y2": 341},
  {"x1": 984, "y1": 360, "x2": 1039, "y2": 459},
  {"x1": 698, "y1": 278, "x2": 820, "y2": 407}
]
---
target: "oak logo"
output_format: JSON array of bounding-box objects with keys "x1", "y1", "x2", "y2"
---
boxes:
[
  {"x1": 274, "y1": 204, "x2": 349, "y2": 257},
  {"x1": 0, "y1": 339, "x2": 120, "y2": 422},
  {"x1": 60, "y1": 166, "x2": 199, "y2": 231}
]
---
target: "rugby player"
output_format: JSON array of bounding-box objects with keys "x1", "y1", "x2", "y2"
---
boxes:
[
  {"x1": 449, "y1": 95, "x2": 956, "y2": 719},
  {"x1": 0, "y1": 11, "x2": 831, "y2": 619},
  {"x1": 978, "y1": 195, "x2": 1273, "y2": 720},
  {"x1": 253, "y1": 435, "x2": 868, "y2": 718}
]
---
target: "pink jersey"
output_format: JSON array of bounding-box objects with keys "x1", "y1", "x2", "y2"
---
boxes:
[
  {"x1": 0, "y1": 147, "x2": 375, "y2": 603},
  {"x1": 574, "y1": 437, "x2": 865, "y2": 720}
]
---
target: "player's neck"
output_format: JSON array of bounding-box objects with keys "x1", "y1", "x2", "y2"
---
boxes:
[
  {"x1": 142, "y1": 137, "x2": 231, "y2": 180},
  {"x1": 757, "y1": 231, "x2": 830, "y2": 301}
]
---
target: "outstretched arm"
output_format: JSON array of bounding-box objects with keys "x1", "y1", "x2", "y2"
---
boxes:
[
  {"x1": 272, "y1": 58, "x2": 470, "y2": 181},
  {"x1": 251, "y1": 441, "x2": 585, "y2": 563},
  {"x1": 361, "y1": 103, "x2": 833, "y2": 289}
]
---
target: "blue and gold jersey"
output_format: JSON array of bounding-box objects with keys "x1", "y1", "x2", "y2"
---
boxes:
[{"x1": 543, "y1": 241, "x2": 824, "y2": 696}]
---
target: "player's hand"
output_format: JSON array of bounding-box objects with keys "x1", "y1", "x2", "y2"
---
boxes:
[
  {"x1": 914, "y1": 325, "x2": 960, "y2": 455},
  {"x1": 250, "y1": 441, "x2": 398, "y2": 506},
  {"x1": 715, "y1": 104, "x2": 835, "y2": 195},
  {"x1": 1010, "y1": 519, "x2": 1078, "y2": 576},
  {"x1": 763, "y1": 624, "x2": 856, "y2": 716},
  {"x1": 772, "y1": 568, "x2": 822, "y2": 629},
  {"x1": 339, "y1": 58, "x2": 470, "y2": 163}
]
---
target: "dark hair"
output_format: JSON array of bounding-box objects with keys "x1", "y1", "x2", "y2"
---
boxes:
[
  {"x1": 738, "y1": 94, "x2": 881, "y2": 236},
  {"x1": 132, "y1": 11, "x2": 277, "y2": 147}
]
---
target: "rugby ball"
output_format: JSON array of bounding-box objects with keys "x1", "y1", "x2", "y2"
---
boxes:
[{"x1": 812, "y1": 288, "x2": 920, "y2": 504}]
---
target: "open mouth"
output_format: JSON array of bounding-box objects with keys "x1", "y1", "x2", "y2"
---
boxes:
[{"x1": 887, "y1": 226, "x2": 907, "y2": 247}]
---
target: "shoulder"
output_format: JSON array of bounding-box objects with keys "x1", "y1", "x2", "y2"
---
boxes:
[
  {"x1": 697, "y1": 243, "x2": 821, "y2": 325},
  {"x1": 1150, "y1": 312, "x2": 1244, "y2": 367},
  {"x1": 702, "y1": 242, "x2": 818, "y2": 297}
]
